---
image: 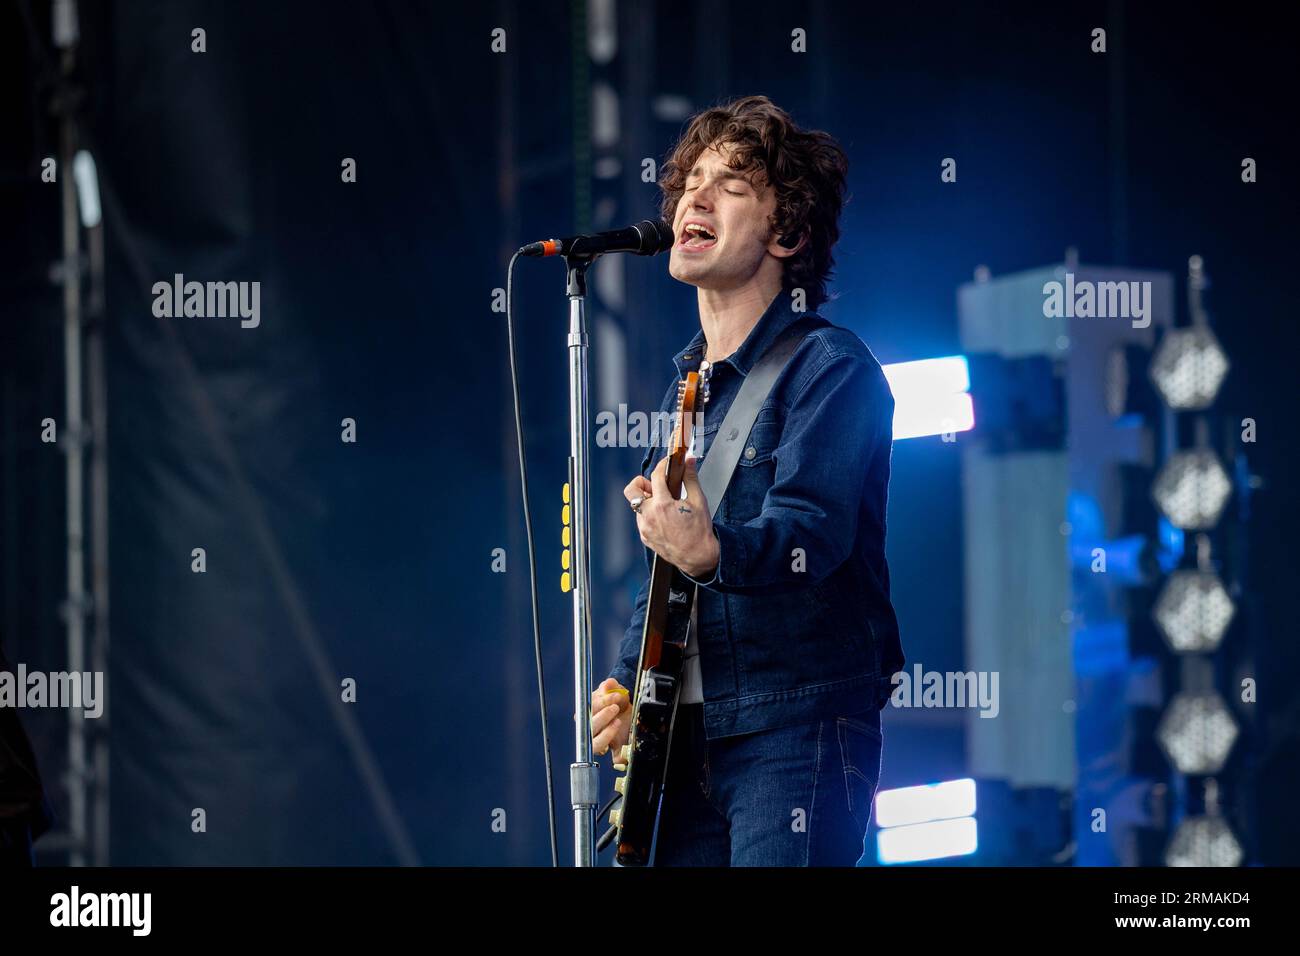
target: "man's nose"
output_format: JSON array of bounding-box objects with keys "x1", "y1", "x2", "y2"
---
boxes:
[{"x1": 690, "y1": 184, "x2": 716, "y2": 209}]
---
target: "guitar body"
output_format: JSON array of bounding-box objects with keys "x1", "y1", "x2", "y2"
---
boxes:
[
  {"x1": 609, "y1": 371, "x2": 706, "y2": 867},
  {"x1": 613, "y1": 558, "x2": 698, "y2": 865}
]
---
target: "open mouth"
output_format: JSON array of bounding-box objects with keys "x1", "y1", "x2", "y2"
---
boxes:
[{"x1": 679, "y1": 222, "x2": 718, "y2": 250}]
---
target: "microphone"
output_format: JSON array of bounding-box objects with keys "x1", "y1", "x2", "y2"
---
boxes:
[{"x1": 518, "y1": 219, "x2": 675, "y2": 258}]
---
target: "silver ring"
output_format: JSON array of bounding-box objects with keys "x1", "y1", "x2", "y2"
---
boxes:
[{"x1": 630, "y1": 495, "x2": 646, "y2": 514}]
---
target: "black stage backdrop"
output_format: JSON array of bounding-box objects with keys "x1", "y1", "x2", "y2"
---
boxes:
[{"x1": 80, "y1": 2, "x2": 522, "y2": 864}]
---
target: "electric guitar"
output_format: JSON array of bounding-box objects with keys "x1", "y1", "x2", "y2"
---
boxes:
[{"x1": 605, "y1": 368, "x2": 708, "y2": 866}]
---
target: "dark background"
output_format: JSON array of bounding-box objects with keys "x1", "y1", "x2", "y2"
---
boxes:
[{"x1": 1, "y1": 0, "x2": 1296, "y2": 864}]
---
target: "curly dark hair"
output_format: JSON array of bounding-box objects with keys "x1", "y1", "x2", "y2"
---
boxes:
[{"x1": 658, "y1": 95, "x2": 850, "y2": 311}]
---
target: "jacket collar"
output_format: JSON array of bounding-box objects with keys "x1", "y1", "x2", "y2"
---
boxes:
[{"x1": 672, "y1": 289, "x2": 803, "y2": 379}]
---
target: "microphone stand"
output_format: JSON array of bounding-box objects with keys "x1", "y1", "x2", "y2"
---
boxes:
[
  {"x1": 563, "y1": 253, "x2": 598, "y2": 867},
  {"x1": 523, "y1": 222, "x2": 669, "y2": 865}
]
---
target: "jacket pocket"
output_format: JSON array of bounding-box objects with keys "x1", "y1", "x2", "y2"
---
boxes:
[
  {"x1": 724, "y1": 410, "x2": 780, "y2": 523},
  {"x1": 734, "y1": 414, "x2": 780, "y2": 468}
]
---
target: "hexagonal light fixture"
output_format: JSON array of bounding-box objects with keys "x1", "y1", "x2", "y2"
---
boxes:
[
  {"x1": 1153, "y1": 569, "x2": 1236, "y2": 653},
  {"x1": 1150, "y1": 326, "x2": 1229, "y2": 410},
  {"x1": 1152, "y1": 449, "x2": 1232, "y2": 530},
  {"x1": 1156, "y1": 691, "x2": 1239, "y2": 776},
  {"x1": 1165, "y1": 815, "x2": 1243, "y2": 867}
]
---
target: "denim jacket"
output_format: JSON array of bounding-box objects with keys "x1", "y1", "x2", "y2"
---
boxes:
[{"x1": 608, "y1": 289, "x2": 904, "y2": 739}]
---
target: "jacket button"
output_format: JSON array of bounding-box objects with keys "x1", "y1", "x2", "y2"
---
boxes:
[{"x1": 744, "y1": 446, "x2": 756, "y2": 460}]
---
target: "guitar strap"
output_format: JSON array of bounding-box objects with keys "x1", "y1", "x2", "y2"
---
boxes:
[{"x1": 696, "y1": 315, "x2": 827, "y2": 518}]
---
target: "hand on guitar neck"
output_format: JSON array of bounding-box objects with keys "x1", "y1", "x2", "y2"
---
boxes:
[{"x1": 590, "y1": 677, "x2": 632, "y2": 764}]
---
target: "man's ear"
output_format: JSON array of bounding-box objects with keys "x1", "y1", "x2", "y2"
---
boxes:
[{"x1": 771, "y1": 230, "x2": 805, "y2": 257}]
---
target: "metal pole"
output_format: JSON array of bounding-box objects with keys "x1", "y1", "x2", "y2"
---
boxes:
[
  {"x1": 85, "y1": 213, "x2": 110, "y2": 867},
  {"x1": 59, "y1": 106, "x2": 88, "y2": 869},
  {"x1": 567, "y1": 263, "x2": 597, "y2": 866}
]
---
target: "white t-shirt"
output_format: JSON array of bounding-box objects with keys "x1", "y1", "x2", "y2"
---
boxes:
[
  {"x1": 681, "y1": 604, "x2": 703, "y2": 704},
  {"x1": 679, "y1": 430, "x2": 704, "y2": 705}
]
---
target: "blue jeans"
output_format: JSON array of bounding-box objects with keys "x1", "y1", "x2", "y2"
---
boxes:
[{"x1": 651, "y1": 702, "x2": 883, "y2": 866}]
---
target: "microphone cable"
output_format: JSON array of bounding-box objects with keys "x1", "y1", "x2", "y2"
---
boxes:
[{"x1": 504, "y1": 251, "x2": 560, "y2": 866}]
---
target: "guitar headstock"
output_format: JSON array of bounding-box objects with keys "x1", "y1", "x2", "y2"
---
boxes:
[{"x1": 665, "y1": 368, "x2": 706, "y2": 496}]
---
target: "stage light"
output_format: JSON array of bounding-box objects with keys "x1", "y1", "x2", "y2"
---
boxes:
[
  {"x1": 1153, "y1": 569, "x2": 1235, "y2": 653},
  {"x1": 1165, "y1": 815, "x2": 1243, "y2": 867},
  {"x1": 1156, "y1": 691, "x2": 1239, "y2": 776},
  {"x1": 882, "y1": 356, "x2": 975, "y2": 441},
  {"x1": 875, "y1": 778, "x2": 977, "y2": 829},
  {"x1": 882, "y1": 356, "x2": 970, "y2": 396},
  {"x1": 73, "y1": 151, "x2": 102, "y2": 229},
  {"x1": 1149, "y1": 326, "x2": 1229, "y2": 410},
  {"x1": 1152, "y1": 449, "x2": 1232, "y2": 530},
  {"x1": 891, "y1": 391, "x2": 975, "y2": 440},
  {"x1": 876, "y1": 816, "x2": 978, "y2": 864}
]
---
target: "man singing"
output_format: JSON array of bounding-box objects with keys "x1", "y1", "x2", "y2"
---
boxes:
[{"x1": 590, "y1": 95, "x2": 903, "y2": 866}]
